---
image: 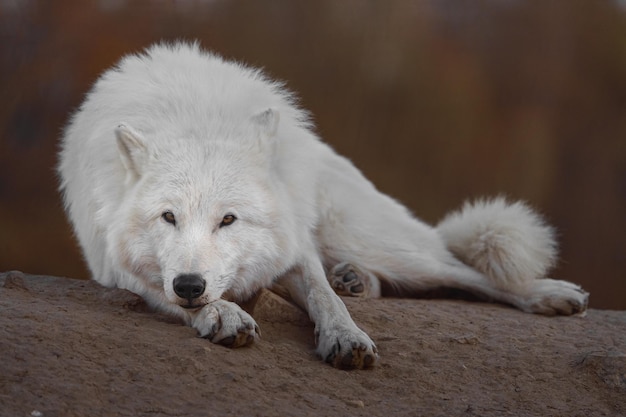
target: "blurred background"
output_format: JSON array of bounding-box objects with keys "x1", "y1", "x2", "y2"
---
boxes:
[{"x1": 0, "y1": 0, "x2": 624, "y2": 309}]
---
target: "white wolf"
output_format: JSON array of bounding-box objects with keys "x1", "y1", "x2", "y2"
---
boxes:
[{"x1": 58, "y1": 42, "x2": 588, "y2": 369}]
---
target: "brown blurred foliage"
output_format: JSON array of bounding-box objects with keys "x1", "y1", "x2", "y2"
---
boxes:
[{"x1": 0, "y1": 0, "x2": 624, "y2": 309}]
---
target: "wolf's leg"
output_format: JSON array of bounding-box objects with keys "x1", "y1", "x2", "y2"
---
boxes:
[
  {"x1": 276, "y1": 256, "x2": 378, "y2": 369},
  {"x1": 375, "y1": 259, "x2": 589, "y2": 316},
  {"x1": 190, "y1": 300, "x2": 260, "y2": 347},
  {"x1": 327, "y1": 262, "x2": 381, "y2": 298},
  {"x1": 325, "y1": 229, "x2": 588, "y2": 315}
]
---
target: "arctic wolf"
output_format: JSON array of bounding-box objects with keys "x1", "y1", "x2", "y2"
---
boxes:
[{"x1": 58, "y1": 42, "x2": 588, "y2": 369}]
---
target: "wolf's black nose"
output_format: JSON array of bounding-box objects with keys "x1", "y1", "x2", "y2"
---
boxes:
[{"x1": 173, "y1": 273, "x2": 206, "y2": 300}]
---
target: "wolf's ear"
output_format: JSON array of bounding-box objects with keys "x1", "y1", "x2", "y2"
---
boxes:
[
  {"x1": 252, "y1": 108, "x2": 280, "y2": 139},
  {"x1": 115, "y1": 124, "x2": 148, "y2": 179}
]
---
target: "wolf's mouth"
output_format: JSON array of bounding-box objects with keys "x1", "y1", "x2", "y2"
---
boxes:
[{"x1": 180, "y1": 304, "x2": 203, "y2": 311}]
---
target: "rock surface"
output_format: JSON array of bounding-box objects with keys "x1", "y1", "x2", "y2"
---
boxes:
[{"x1": 1, "y1": 271, "x2": 624, "y2": 417}]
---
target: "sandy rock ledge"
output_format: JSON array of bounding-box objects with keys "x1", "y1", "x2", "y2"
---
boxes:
[{"x1": 1, "y1": 271, "x2": 624, "y2": 417}]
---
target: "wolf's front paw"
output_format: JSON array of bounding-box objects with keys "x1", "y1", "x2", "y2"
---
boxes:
[
  {"x1": 517, "y1": 279, "x2": 589, "y2": 316},
  {"x1": 191, "y1": 300, "x2": 260, "y2": 347},
  {"x1": 316, "y1": 324, "x2": 379, "y2": 370}
]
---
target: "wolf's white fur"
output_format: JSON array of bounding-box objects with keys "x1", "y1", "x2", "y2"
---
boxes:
[
  {"x1": 437, "y1": 197, "x2": 558, "y2": 290},
  {"x1": 58, "y1": 42, "x2": 588, "y2": 369}
]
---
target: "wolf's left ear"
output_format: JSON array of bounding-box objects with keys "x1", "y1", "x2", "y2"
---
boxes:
[
  {"x1": 252, "y1": 108, "x2": 280, "y2": 139},
  {"x1": 115, "y1": 124, "x2": 148, "y2": 180}
]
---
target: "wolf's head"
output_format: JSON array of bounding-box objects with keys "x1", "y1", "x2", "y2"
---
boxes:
[{"x1": 109, "y1": 109, "x2": 295, "y2": 311}]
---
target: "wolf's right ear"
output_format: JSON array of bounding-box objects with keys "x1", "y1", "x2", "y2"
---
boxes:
[
  {"x1": 252, "y1": 108, "x2": 280, "y2": 139},
  {"x1": 115, "y1": 124, "x2": 148, "y2": 179}
]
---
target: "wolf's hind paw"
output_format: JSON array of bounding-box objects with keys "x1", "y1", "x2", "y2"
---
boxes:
[
  {"x1": 515, "y1": 279, "x2": 589, "y2": 316},
  {"x1": 328, "y1": 262, "x2": 374, "y2": 297}
]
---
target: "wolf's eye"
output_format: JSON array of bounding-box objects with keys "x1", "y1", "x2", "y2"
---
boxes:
[
  {"x1": 220, "y1": 214, "x2": 237, "y2": 227},
  {"x1": 162, "y1": 211, "x2": 176, "y2": 226}
]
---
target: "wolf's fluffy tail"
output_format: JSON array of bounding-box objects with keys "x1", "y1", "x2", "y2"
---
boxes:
[{"x1": 436, "y1": 197, "x2": 558, "y2": 290}]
